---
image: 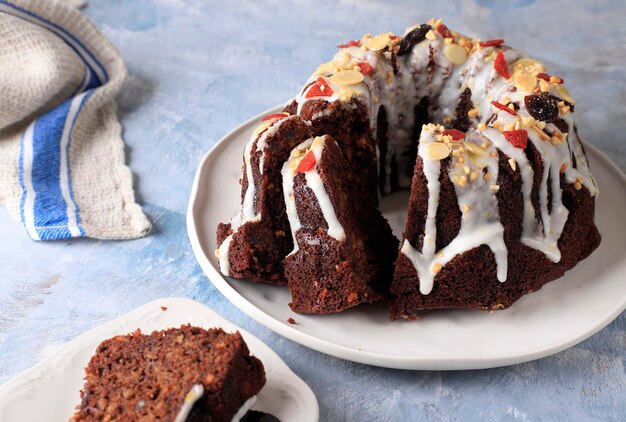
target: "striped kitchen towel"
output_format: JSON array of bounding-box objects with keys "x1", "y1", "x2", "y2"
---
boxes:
[{"x1": 0, "y1": 0, "x2": 151, "y2": 240}]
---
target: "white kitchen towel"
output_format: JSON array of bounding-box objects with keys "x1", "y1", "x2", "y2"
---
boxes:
[{"x1": 0, "y1": 0, "x2": 151, "y2": 240}]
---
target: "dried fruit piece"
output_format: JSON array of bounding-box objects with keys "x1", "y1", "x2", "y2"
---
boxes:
[
  {"x1": 337, "y1": 40, "x2": 361, "y2": 49},
  {"x1": 330, "y1": 69, "x2": 364, "y2": 86},
  {"x1": 537, "y1": 72, "x2": 564, "y2": 84},
  {"x1": 398, "y1": 24, "x2": 431, "y2": 56},
  {"x1": 444, "y1": 44, "x2": 467, "y2": 65},
  {"x1": 479, "y1": 39, "x2": 505, "y2": 47},
  {"x1": 502, "y1": 130, "x2": 528, "y2": 149},
  {"x1": 426, "y1": 142, "x2": 451, "y2": 160},
  {"x1": 296, "y1": 151, "x2": 316, "y2": 173},
  {"x1": 494, "y1": 50, "x2": 510, "y2": 79},
  {"x1": 261, "y1": 112, "x2": 288, "y2": 122},
  {"x1": 524, "y1": 93, "x2": 559, "y2": 122},
  {"x1": 437, "y1": 24, "x2": 453, "y2": 39},
  {"x1": 490, "y1": 100, "x2": 517, "y2": 116},
  {"x1": 305, "y1": 77, "x2": 333, "y2": 98},
  {"x1": 358, "y1": 62, "x2": 373, "y2": 75},
  {"x1": 442, "y1": 129, "x2": 465, "y2": 140}
]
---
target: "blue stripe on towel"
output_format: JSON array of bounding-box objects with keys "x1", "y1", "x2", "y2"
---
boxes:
[
  {"x1": 31, "y1": 100, "x2": 74, "y2": 240},
  {"x1": 1, "y1": 0, "x2": 108, "y2": 240}
]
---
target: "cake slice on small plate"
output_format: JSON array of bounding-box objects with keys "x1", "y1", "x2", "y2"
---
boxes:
[{"x1": 71, "y1": 325, "x2": 265, "y2": 422}]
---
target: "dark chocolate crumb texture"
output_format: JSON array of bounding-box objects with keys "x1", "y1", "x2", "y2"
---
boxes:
[
  {"x1": 71, "y1": 325, "x2": 265, "y2": 422},
  {"x1": 216, "y1": 18, "x2": 600, "y2": 319}
]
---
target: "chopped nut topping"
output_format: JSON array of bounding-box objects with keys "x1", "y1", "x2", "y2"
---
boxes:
[
  {"x1": 560, "y1": 162, "x2": 569, "y2": 173},
  {"x1": 468, "y1": 108, "x2": 479, "y2": 118},
  {"x1": 508, "y1": 158, "x2": 517, "y2": 171},
  {"x1": 538, "y1": 80, "x2": 550, "y2": 92},
  {"x1": 477, "y1": 122, "x2": 487, "y2": 131},
  {"x1": 490, "y1": 184, "x2": 500, "y2": 191},
  {"x1": 425, "y1": 29, "x2": 436, "y2": 40},
  {"x1": 432, "y1": 262, "x2": 443, "y2": 274}
]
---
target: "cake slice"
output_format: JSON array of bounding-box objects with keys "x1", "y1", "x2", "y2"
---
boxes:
[
  {"x1": 216, "y1": 114, "x2": 313, "y2": 284},
  {"x1": 389, "y1": 123, "x2": 601, "y2": 319},
  {"x1": 282, "y1": 135, "x2": 399, "y2": 313},
  {"x1": 71, "y1": 325, "x2": 265, "y2": 422}
]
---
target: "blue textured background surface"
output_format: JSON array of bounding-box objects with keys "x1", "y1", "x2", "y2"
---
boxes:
[{"x1": 1, "y1": 0, "x2": 625, "y2": 420}]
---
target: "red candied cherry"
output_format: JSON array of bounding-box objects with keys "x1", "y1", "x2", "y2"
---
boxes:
[
  {"x1": 337, "y1": 40, "x2": 361, "y2": 49},
  {"x1": 261, "y1": 113, "x2": 288, "y2": 122},
  {"x1": 437, "y1": 24, "x2": 453, "y2": 39},
  {"x1": 502, "y1": 130, "x2": 528, "y2": 149},
  {"x1": 490, "y1": 100, "x2": 517, "y2": 116},
  {"x1": 296, "y1": 151, "x2": 316, "y2": 173},
  {"x1": 305, "y1": 78, "x2": 334, "y2": 99},
  {"x1": 442, "y1": 128, "x2": 465, "y2": 140},
  {"x1": 480, "y1": 39, "x2": 505, "y2": 47},
  {"x1": 358, "y1": 62, "x2": 373, "y2": 75},
  {"x1": 494, "y1": 50, "x2": 511, "y2": 79}
]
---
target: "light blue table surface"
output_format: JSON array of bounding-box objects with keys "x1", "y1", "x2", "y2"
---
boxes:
[{"x1": 1, "y1": 0, "x2": 625, "y2": 420}]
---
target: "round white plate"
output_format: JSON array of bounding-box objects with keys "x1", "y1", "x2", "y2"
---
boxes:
[
  {"x1": 0, "y1": 297, "x2": 319, "y2": 422},
  {"x1": 187, "y1": 105, "x2": 626, "y2": 370}
]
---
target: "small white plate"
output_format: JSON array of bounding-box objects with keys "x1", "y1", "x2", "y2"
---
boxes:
[
  {"x1": 0, "y1": 297, "x2": 319, "y2": 422},
  {"x1": 187, "y1": 105, "x2": 626, "y2": 370}
]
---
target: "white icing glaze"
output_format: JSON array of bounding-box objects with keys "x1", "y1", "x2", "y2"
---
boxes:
[
  {"x1": 174, "y1": 384, "x2": 256, "y2": 422},
  {"x1": 401, "y1": 126, "x2": 507, "y2": 294},
  {"x1": 230, "y1": 395, "x2": 257, "y2": 422},
  {"x1": 174, "y1": 384, "x2": 204, "y2": 422},
  {"x1": 216, "y1": 116, "x2": 294, "y2": 275},
  {"x1": 282, "y1": 136, "x2": 346, "y2": 256}
]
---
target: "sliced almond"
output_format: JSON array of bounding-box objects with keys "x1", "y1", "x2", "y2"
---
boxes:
[
  {"x1": 330, "y1": 70, "x2": 364, "y2": 86},
  {"x1": 513, "y1": 72, "x2": 537, "y2": 92},
  {"x1": 444, "y1": 44, "x2": 467, "y2": 65},
  {"x1": 555, "y1": 85, "x2": 575, "y2": 104},
  {"x1": 464, "y1": 141, "x2": 488, "y2": 157},
  {"x1": 425, "y1": 142, "x2": 451, "y2": 160},
  {"x1": 252, "y1": 121, "x2": 273, "y2": 138},
  {"x1": 367, "y1": 33, "x2": 390, "y2": 51},
  {"x1": 512, "y1": 58, "x2": 545, "y2": 75}
]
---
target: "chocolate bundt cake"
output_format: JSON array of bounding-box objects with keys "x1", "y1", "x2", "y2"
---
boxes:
[
  {"x1": 282, "y1": 135, "x2": 398, "y2": 313},
  {"x1": 72, "y1": 326, "x2": 265, "y2": 422},
  {"x1": 216, "y1": 19, "x2": 600, "y2": 318}
]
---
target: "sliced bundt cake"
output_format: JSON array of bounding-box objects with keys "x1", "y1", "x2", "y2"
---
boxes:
[
  {"x1": 217, "y1": 18, "x2": 600, "y2": 317},
  {"x1": 282, "y1": 135, "x2": 398, "y2": 313},
  {"x1": 216, "y1": 114, "x2": 313, "y2": 284}
]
